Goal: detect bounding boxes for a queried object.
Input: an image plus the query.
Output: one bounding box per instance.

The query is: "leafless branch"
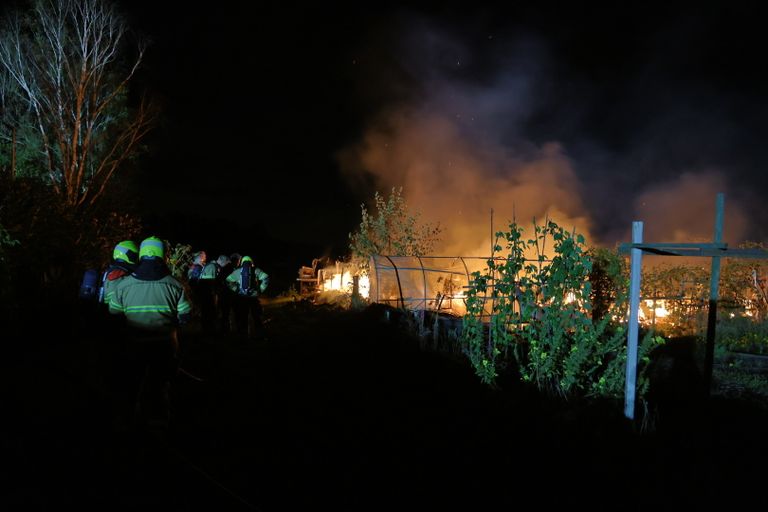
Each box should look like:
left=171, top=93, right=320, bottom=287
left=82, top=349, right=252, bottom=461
left=0, top=0, right=152, bottom=207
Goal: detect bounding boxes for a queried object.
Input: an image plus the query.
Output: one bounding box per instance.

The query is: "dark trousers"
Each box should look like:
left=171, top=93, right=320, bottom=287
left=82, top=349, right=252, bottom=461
left=195, top=280, right=216, bottom=334
left=110, top=330, right=178, bottom=431
left=218, top=289, right=234, bottom=333
left=232, top=294, right=265, bottom=339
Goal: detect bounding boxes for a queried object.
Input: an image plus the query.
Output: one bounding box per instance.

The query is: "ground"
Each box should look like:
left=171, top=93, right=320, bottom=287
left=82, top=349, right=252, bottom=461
left=2, top=299, right=768, bottom=510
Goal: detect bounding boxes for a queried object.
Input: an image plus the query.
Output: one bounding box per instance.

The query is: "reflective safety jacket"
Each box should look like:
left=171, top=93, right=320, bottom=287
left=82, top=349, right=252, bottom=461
left=226, top=265, right=269, bottom=296
left=109, top=258, right=192, bottom=332
left=101, top=261, right=135, bottom=305
left=200, top=262, right=220, bottom=280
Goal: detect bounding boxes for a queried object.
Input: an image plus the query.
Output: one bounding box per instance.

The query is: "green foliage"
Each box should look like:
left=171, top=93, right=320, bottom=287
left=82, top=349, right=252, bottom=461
left=638, top=243, right=768, bottom=336
left=166, top=242, right=193, bottom=281
left=349, top=187, right=441, bottom=261
left=641, top=264, right=709, bottom=336
left=713, top=363, right=768, bottom=405
left=461, top=218, right=663, bottom=400
left=588, top=246, right=628, bottom=322
left=720, top=242, right=768, bottom=320
left=716, top=317, right=768, bottom=355
left=0, top=121, right=45, bottom=179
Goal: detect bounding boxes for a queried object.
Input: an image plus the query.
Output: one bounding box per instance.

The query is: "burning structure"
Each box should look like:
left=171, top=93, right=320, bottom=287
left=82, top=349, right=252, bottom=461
left=298, top=252, right=768, bottom=340
left=366, top=255, right=482, bottom=316
left=297, top=259, right=370, bottom=300
left=300, top=255, right=510, bottom=317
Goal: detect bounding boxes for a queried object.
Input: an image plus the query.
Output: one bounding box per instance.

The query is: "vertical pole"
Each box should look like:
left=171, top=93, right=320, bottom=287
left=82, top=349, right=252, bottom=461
left=490, top=208, right=494, bottom=256
left=703, top=193, right=725, bottom=395
left=488, top=208, right=494, bottom=353
left=624, top=221, right=643, bottom=420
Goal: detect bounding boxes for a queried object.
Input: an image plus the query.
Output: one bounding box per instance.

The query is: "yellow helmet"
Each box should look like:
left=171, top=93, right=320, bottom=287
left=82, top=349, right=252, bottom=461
left=139, top=236, right=165, bottom=259
left=113, top=240, right=138, bottom=264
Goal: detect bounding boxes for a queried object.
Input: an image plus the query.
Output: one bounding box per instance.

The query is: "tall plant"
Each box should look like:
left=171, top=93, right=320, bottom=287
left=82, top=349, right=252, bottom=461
left=462, top=219, right=662, bottom=399
left=349, top=187, right=441, bottom=261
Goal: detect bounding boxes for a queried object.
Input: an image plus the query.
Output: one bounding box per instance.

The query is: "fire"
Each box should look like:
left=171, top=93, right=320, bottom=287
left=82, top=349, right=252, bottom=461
left=320, top=270, right=370, bottom=299
left=643, top=299, right=670, bottom=320
left=359, top=274, right=370, bottom=298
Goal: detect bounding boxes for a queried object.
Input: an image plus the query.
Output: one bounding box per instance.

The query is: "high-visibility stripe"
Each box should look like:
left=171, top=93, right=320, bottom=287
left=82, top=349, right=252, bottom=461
left=125, top=305, right=175, bottom=313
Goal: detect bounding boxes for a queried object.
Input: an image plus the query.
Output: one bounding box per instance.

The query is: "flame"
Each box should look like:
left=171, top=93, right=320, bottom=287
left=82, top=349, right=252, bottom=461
left=320, top=270, right=370, bottom=299
left=359, top=274, right=370, bottom=298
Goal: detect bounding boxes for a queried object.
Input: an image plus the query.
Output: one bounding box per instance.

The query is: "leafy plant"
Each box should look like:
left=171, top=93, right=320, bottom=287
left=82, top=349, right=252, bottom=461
left=461, top=218, right=663, bottom=400
left=716, top=317, right=768, bottom=355
left=720, top=242, right=768, bottom=321
left=349, top=187, right=441, bottom=261
left=641, top=264, right=709, bottom=336
left=166, top=242, right=193, bottom=281
left=588, top=246, right=628, bottom=323
left=637, top=243, right=768, bottom=336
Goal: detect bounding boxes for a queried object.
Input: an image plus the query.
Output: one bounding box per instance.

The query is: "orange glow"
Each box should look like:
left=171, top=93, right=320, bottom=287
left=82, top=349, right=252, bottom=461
left=319, top=270, right=370, bottom=299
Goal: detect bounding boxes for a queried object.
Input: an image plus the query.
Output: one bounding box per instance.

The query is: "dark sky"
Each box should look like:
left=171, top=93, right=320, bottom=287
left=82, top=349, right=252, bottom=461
left=118, top=1, right=768, bottom=271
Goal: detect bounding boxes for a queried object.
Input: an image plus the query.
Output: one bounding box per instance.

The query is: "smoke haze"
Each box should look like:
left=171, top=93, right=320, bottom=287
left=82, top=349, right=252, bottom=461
left=339, top=14, right=759, bottom=256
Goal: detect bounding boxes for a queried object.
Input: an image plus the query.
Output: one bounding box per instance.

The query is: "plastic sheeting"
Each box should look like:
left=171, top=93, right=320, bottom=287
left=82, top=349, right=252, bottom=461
left=368, top=255, right=499, bottom=316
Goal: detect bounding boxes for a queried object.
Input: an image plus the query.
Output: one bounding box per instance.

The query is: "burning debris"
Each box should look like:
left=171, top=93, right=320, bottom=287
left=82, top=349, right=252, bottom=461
left=297, top=259, right=370, bottom=300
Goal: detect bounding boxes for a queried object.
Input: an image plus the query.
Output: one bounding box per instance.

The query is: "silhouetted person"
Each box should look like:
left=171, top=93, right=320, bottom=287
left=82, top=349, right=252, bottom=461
left=225, top=255, right=268, bottom=340
left=108, top=236, right=192, bottom=435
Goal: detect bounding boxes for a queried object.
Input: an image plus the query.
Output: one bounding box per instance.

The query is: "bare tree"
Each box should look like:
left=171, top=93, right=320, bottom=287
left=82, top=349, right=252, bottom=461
left=0, top=0, right=153, bottom=208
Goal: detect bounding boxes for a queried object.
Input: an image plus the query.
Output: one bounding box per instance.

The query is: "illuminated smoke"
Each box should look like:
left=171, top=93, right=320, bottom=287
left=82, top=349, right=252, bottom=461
left=340, top=109, right=593, bottom=256
left=634, top=171, right=748, bottom=243
left=339, top=18, right=753, bottom=257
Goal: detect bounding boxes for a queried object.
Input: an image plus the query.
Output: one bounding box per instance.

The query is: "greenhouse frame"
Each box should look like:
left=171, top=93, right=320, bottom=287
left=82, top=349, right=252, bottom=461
left=368, top=255, right=515, bottom=317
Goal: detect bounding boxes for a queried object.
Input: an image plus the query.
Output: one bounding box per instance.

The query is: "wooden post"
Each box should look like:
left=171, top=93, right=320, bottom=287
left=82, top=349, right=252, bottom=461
left=703, top=193, right=725, bottom=394
left=624, top=221, right=643, bottom=420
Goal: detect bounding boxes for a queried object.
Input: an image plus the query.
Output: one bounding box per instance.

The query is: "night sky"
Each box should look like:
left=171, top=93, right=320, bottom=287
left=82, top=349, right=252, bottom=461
left=119, top=2, right=768, bottom=276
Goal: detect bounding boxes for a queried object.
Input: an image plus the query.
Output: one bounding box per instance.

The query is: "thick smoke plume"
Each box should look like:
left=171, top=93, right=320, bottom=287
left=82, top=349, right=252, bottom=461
left=339, top=17, right=753, bottom=257
left=340, top=111, right=592, bottom=256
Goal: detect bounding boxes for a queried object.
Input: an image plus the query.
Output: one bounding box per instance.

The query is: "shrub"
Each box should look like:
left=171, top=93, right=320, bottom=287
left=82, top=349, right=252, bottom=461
left=461, top=218, right=663, bottom=400
left=716, top=317, right=768, bottom=355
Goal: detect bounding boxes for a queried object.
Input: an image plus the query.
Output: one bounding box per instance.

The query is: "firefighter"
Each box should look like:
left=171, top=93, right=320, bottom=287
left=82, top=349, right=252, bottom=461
left=187, top=250, right=207, bottom=281
left=100, top=240, right=139, bottom=306
left=226, top=255, right=269, bottom=340
left=186, top=250, right=207, bottom=329
left=78, top=240, right=137, bottom=325
left=196, top=253, right=223, bottom=334
left=217, top=254, right=235, bottom=333
left=108, top=236, right=192, bottom=433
